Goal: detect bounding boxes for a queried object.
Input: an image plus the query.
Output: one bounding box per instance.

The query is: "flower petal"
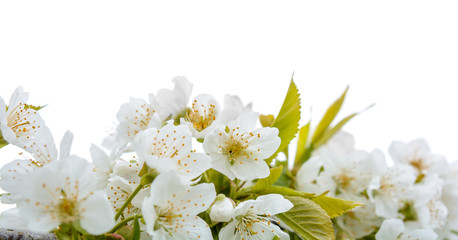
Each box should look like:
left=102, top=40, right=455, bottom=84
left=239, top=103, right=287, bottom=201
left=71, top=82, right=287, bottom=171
left=79, top=191, right=115, bottom=235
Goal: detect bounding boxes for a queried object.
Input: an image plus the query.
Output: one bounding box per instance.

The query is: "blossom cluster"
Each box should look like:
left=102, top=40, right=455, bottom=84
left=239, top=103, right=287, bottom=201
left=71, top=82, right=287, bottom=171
left=1, top=78, right=457, bottom=240
left=297, top=131, right=458, bottom=240
left=0, top=80, right=294, bottom=239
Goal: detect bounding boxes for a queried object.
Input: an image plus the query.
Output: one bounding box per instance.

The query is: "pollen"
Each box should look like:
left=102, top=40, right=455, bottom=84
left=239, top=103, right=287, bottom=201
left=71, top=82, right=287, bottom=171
left=185, top=100, right=217, bottom=132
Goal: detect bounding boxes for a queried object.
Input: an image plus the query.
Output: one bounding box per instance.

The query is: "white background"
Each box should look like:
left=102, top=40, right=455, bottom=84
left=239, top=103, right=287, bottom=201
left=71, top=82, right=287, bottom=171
left=1, top=1, right=458, bottom=211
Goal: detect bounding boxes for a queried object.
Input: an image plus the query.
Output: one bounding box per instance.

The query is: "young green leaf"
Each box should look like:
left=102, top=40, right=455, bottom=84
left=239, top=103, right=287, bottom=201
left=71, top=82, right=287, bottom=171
left=313, top=104, right=374, bottom=149
left=294, top=121, right=310, bottom=165
left=132, top=215, right=140, bottom=240
left=259, top=114, right=275, bottom=127
left=311, top=195, right=362, bottom=218
left=259, top=186, right=315, bottom=198
left=265, top=78, right=301, bottom=164
left=248, top=166, right=283, bottom=192
left=277, top=196, right=335, bottom=240
left=311, top=86, right=349, bottom=145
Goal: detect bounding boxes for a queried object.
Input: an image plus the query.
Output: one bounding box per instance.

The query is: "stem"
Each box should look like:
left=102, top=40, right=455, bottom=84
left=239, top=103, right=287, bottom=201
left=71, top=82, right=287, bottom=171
left=115, top=183, right=144, bottom=221
left=229, top=180, right=237, bottom=199
left=71, top=227, right=81, bottom=240
left=110, top=214, right=143, bottom=233
left=236, top=181, right=246, bottom=191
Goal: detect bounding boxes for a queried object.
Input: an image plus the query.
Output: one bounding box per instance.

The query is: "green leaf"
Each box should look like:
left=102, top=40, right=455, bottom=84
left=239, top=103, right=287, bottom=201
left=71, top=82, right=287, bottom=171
left=132, top=215, right=141, bottom=240
left=259, top=114, right=275, bottom=127
left=249, top=166, right=283, bottom=192
left=313, top=104, right=374, bottom=149
left=311, top=195, right=362, bottom=218
left=265, top=77, right=301, bottom=164
left=114, top=225, right=132, bottom=240
left=55, top=231, right=72, bottom=240
left=259, top=186, right=315, bottom=198
left=294, top=121, right=310, bottom=165
left=311, top=86, right=349, bottom=145
left=72, top=221, right=89, bottom=236
left=277, top=196, right=335, bottom=240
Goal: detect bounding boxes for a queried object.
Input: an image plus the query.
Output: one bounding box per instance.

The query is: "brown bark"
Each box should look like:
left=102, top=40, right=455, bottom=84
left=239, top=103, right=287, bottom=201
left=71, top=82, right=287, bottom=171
left=0, top=228, right=56, bottom=240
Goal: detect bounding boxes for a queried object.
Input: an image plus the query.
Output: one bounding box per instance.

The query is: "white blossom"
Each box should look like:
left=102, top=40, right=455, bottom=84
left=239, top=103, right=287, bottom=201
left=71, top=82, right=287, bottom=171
left=0, top=130, right=69, bottom=204
left=1, top=156, right=115, bottom=235
left=134, top=122, right=211, bottom=182
left=203, top=112, right=280, bottom=180
left=90, top=144, right=117, bottom=190
left=297, top=132, right=384, bottom=197
left=337, top=196, right=382, bottom=239
left=0, top=87, right=46, bottom=151
left=105, top=176, right=142, bottom=219
left=115, top=95, right=161, bottom=144
left=405, top=174, right=448, bottom=230
left=181, top=94, right=221, bottom=139
left=368, top=164, right=416, bottom=218
left=375, top=218, right=437, bottom=240
left=389, top=139, right=447, bottom=177
left=219, top=194, right=293, bottom=240
left=219, top=94, right=252, bottom=124
left=142, top=171, right=216, bottom=239
left=156, top=76, right=193, bottom=122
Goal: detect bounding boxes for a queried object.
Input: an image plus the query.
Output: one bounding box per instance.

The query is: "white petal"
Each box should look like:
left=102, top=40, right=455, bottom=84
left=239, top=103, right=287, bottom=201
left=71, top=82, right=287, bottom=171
left=0, top=208, right=28, bottom=230
left=210, top=153, right=236, bottom=180
left=248, top=127, right=281, bottom=159
left=219, top=94, right=252, bottom=124
left=233, top=111, right=258, bottom=132
left=8, top=86, right=28, bottom=109
left=157, top=76, right=193, bottom=121
left=218, top=220, right=239, bottom=240
left=30, top=126, right=58, bottom=164
left=375, top=218, right=404, bottom=240
left=149, top=171, right=184, bottom=207
left=401, top=229, right=438, bottom=240
left=170, top=216, right=213, bottom=240
left=0, top=159, right=38, bottom=203
left=79, top=191, right=115, bottom=235
left=374, top=196, right=399, bottom=219
left=174, top=183, right=216, bottom=216
left=254, top=194, right=293, bottom=216
left=174, top=152, right=212, bottom=182
left=0, top=96, right=7, bottom=121
left=90, top=144, right=111, bottom=172
left=230, top=158, right=270, bottom=180
left=142, top=195, right=159, bottom=235
left=202, top=125, right=226, bottom=154
left=59, top=131, right=74, bottom=161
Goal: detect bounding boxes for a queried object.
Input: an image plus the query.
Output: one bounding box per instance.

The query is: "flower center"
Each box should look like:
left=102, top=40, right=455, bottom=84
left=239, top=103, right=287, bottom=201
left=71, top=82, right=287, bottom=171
left=222, top=140, right=246, bottom=165
left=235, top=211, right=271, bottom=237
left=409, top=158, right=428, bottom=172
left=154, top=206, right=183, bottom=234
left=186, top=100, right=217, bottom=132
left=335, top=170, right=355, bottom=190
left=57, top=197, right=79, bottom=223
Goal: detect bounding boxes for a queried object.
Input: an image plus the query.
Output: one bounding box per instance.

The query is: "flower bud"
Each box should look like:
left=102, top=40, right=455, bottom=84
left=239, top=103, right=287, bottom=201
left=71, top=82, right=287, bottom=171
left=209, top=195, right=234, bottom=222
